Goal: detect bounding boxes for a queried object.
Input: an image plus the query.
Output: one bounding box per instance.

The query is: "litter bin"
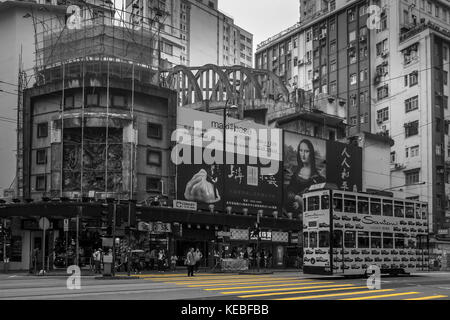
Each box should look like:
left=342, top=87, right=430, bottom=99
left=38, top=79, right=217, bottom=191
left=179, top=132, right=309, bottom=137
left=103, top=255, right=113, bottom=276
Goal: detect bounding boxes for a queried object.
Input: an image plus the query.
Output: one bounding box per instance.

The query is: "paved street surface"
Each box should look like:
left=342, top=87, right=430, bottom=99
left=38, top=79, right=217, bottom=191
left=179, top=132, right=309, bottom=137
left=0, top=272, right=450, bottom=300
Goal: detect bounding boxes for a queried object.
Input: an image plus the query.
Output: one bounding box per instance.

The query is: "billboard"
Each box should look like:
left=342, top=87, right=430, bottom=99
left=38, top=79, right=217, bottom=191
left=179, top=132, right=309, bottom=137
left=283, top=131, right=362, bottom=217
left=174, top=107, right=282, bottom=215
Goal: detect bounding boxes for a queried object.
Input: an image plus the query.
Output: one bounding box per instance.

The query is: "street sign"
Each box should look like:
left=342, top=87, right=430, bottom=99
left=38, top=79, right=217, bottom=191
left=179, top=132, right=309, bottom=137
left=64, top=219, right=69, bottom=232
left=39, top=217, right=50, bottom=230
left=173, top=200, right=197, bottom=211
left=438, top=229, right=449, bottom=235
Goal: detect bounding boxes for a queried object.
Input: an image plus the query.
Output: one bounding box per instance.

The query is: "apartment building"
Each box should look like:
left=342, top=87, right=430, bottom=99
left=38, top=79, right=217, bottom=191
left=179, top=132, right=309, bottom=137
left=125, top=0, right=253, bottom=68
left=255, top=0, right=450, bottom=236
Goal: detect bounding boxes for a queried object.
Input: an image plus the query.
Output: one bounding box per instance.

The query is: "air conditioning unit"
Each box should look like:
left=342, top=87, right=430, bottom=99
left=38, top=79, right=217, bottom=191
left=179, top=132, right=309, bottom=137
left=374, top=76, right=381, bottom=85
left=298, top=58, right=305, bottom=65
left=377, top=118, right=383, bottom=124
left=319, top=33, right=326, bottom=40
left=381, top=50, right=389, bottom=58
left=360, top=35, right=367, bottom=42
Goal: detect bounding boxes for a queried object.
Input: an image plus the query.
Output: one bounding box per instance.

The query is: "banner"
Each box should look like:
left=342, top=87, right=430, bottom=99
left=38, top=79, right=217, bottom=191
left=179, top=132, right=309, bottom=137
left=283, top=131, right=362, bottom=217
left=174, top=107, right=282, bottom=215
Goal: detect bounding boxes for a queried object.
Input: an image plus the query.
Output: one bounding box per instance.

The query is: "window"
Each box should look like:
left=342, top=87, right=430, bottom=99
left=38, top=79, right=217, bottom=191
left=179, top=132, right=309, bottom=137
left=321, top=195, right=330, bottom=210
left=35, top=175, right=46, bottom=191
left=360, top=69, right=368, bottom=82
left=349, top=30, right=356, bottom=43
left=405, top=169, right=420, bottom=185
left=390, top=151, right=396, bottom=163
left=86, top=93, right=99, bottom=106
left=330, top=81, right=337, bottom=93
left=147, top=149, right=162, bottom=166
left=330, top=41, right=336, bottom=53
left=409, top=71, right=419, bottom=86
left=406, top=145, right=420, bottom=158
left=344, top=231, right=356, bottom=248
left=309, top=232, right=318, bottom=248
left=319, top=231, right=330, bottom=248
left=37, top=122, right=48, bottom=138
left=405, top=96, right=419, bottom=112
left=405, top=120, right=419, bottom=137
left=358, top=232, right=370, bottom=248
left=350, top=73, right=357, bottom=85
left=307, top=196, right=320, bottom=211
left=303, top=232, right=309, bottom=248
left=64, top=95, right=75, bottom=109
left=395, top=234, right=406, bottom=249
left=406, top=203, right=415, bottom=219
left=146, top=177, right=161, bottom=192
left=333, top=230, right=342, bottom=248
left=394, top=201, right=404, bottom=218
left=348, top=9, right=355, bottom=21
left=376, top=39, right=388, bottom=56
left=383, top=233, right=394, bottom=249
left=36, top=149, right=46, bottom=165
left=333, top=195, right=343, bottom=211
left=377, top=85, right=389, bottom=100
left=112, top=95, right=127, bottom=108
left=370, top=199, right=381, bottom=215
left=147, top=122, right=162, bottom=139
left=377, top=107, right=389, bottom=122
left=371, top=232, right=382, bottom=248
left=357, top=197, right=369, bottom=214
left=444, top=71, right=448, bottom=86
left=344, top=199, right=356, bottom=213
left=383, top=200, right=393, bottom=217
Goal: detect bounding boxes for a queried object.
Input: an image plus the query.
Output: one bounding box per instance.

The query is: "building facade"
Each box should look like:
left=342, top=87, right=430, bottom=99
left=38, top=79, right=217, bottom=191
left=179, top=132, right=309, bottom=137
left=124, top=0, right=253, bottom=68
left=255, top=0, right=450, bottom=237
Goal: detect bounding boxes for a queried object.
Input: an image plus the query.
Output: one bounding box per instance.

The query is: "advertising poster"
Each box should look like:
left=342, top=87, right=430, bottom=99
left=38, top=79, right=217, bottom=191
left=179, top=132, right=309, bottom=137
left=326, top=141, right=362, bottom=193
left=283, top=131, right=327, bottom=217
left=283, top=131, right=362, bottom=217
left=175, top=107, right=282, bottom=215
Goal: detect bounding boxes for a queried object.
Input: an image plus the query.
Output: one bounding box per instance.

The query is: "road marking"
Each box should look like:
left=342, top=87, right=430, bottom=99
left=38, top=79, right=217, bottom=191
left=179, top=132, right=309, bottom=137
left=275, top=289, right=394, bottom=300
left=204, top=282, right=330, bottom=291
left=404, top=295, right=448, bottom=300
left=438, top=287, right=450, bottom=290
left=223, top=284, right=355, bottom=295
left=187, top=281, right=333, bottom=288
left=341, top=292, right=420, bottom=300
left=168, top=278, right=312, bottom=285
left=159, top=277, right=301, bottom=284
left=238, top=286, right=367, bottom=299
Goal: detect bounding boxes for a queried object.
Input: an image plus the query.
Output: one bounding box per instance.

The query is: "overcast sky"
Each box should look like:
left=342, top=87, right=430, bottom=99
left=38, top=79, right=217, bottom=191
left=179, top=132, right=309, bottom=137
left=218, top=0, right=299, bottom=49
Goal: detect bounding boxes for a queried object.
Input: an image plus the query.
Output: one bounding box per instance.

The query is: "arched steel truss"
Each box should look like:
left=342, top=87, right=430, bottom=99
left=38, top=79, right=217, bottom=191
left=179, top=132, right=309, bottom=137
left=162, top=64, right=290, bottom=107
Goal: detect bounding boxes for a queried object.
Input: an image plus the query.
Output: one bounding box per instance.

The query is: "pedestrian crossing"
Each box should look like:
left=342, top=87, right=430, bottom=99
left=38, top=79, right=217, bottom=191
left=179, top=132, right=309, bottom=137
left=131, top=273, right=448, bottom=300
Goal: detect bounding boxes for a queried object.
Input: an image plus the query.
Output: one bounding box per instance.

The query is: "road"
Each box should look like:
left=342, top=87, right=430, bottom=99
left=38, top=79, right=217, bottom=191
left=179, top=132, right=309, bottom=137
left=1, top=271, right=450, bottom=300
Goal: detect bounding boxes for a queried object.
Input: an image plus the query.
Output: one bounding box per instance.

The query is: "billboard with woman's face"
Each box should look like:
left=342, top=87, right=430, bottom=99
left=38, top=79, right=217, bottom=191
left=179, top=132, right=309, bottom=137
left=284, top=132, right=327, bottom=218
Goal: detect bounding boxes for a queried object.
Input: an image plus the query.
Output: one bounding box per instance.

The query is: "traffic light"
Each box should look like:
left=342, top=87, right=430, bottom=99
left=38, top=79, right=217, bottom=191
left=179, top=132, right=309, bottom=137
left=100, top=203, right=114, bottom=229
left=129, top=201, right=136, bottom=228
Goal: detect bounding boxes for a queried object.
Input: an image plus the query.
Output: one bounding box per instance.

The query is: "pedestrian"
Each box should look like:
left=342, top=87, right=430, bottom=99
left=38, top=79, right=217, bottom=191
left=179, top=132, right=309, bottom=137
left=157, top=249, right=165, bottom=272
left=170, top=254, right=178, bottom=271
left=186, top=248, right=196, bottom=277
left=194, top=248, right=203, bottom=273
left=93, top=248, right=102, bottom=274
left=144, top=250, right=151, bottom=270
left=150, top=249, right=157, bottom=270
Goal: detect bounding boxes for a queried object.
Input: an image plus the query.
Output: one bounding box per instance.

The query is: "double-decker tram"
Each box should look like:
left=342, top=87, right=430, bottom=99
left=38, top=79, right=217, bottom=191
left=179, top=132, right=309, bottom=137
left=302, top=186, right=430, bottom=276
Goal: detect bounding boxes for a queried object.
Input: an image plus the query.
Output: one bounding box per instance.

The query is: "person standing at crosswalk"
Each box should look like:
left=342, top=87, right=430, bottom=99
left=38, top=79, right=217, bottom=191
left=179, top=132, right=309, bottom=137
left=186, top=248, right=196, bottom=277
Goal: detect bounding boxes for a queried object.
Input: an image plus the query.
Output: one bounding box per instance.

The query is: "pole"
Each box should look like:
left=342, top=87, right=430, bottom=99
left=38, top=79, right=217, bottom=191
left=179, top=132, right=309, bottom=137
left=76, top=215, right=79, bottom=267
left=257, top=213, right=260, bottom=273
left=65, top=229, right=68, bottom=268
left=112, top=203, right=116, bottom=277
left=127, top=202, right=131, bottom=276
left=42, top=223, right=46, bottom=274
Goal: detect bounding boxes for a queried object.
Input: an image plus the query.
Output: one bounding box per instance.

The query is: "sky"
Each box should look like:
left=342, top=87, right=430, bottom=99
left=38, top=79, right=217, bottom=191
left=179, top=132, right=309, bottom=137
left=218, top=0, right=299, bottom=50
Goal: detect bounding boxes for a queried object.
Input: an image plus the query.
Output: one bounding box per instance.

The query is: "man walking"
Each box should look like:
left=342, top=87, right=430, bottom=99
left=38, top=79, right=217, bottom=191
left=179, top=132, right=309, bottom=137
left=93, top=248, right=102, bottom=274
left=186, top=248, right=196, bottom=277
left=194, top=248, right=203, bottom=273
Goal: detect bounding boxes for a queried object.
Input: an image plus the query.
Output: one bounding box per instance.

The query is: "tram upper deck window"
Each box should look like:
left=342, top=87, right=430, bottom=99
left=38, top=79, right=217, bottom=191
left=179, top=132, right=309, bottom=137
left=307, top=196, right=320, bottom=211
left=405, top=203, right=415, bottom=219
left=333, top=194, right=343, bottom=212
left=321, top=195, right=330, bottom=210
left=383, top=233, right=394, bottom=249
left=319, top=231, right=330, bottom=248
left=383, top=200, right=393, bottom=217
left=415, top=204, right=421, bottom=219
left=309, top=232, right=318, bottom=248
left=370, top=198, right=382, bottom=215
left=303, top=232, right=309, bottom=248
left=344, top=197, right=356, bottom=213
left=421, top=204, right=428, bottom=220
left=333, top=230, right=343, bottom=248
left=357, top=197, right=369, bottom=214
left=357, top=231, right=370, bottom=248
left=394, top=201, right=405, bottom=218
left=394, top=233, right=406, bottom=249
left=344, top=231, right=356, bottom=248
left=370, top=232, right=382, bottom=248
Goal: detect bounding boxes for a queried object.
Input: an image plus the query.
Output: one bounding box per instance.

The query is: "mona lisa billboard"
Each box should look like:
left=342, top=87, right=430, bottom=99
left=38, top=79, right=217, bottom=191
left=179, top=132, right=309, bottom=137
left=283, top=131, right=362, bottom=217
